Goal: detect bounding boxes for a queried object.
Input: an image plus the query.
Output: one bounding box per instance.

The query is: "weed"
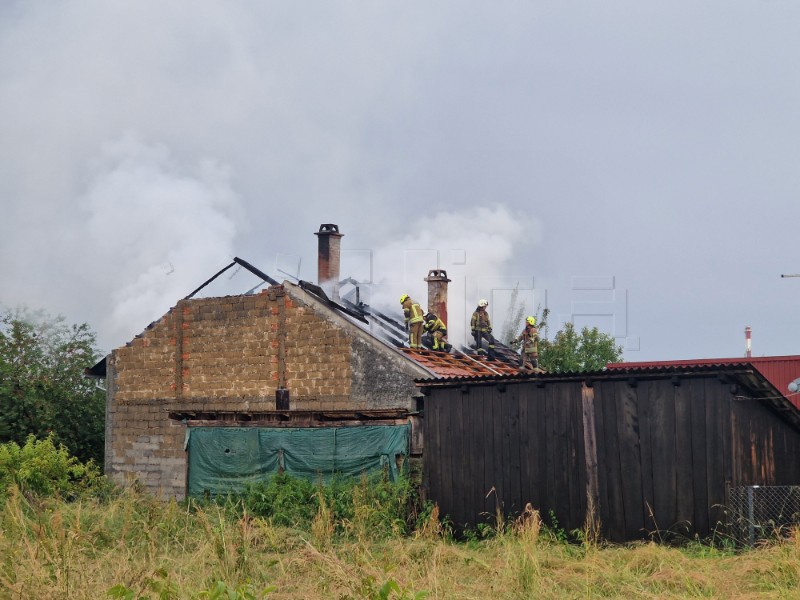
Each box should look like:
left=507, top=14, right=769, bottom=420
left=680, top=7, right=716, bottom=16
left=197, top=580, right=276, bottom=599
left=353, top=576, right=428, bottom=600
left=107, top=568, right=179, bottom=599
left=544, top=509, right=569, bottom=543
left=311, top=491, right=334, bottom=549
left=507, top=504, right=543, bottom=595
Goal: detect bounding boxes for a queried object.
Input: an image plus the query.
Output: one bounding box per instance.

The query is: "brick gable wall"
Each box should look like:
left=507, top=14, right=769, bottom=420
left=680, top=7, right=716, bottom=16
left=106, top=283, right=426, bottom=498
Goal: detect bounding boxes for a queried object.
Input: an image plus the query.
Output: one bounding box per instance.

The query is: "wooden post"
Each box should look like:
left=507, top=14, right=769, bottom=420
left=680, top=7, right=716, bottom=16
left=582, top=383, right=600, bottom=522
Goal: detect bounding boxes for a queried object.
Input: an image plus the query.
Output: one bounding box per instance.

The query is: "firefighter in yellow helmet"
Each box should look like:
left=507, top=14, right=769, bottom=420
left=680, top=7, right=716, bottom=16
left=470, top=298, right=497, bottom=360
left=512, top=315, right=540, bottom=372
left=400, top=294, right=425, bottom=349
left=423, top=312, right=451, bottom=353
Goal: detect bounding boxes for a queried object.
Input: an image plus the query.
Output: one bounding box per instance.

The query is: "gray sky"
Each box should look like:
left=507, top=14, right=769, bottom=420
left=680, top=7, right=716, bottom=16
left=1, top=1, right=799, bottom=360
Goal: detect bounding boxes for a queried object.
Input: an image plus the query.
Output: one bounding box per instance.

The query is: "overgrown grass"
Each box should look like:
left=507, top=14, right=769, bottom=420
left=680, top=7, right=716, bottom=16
left=4, top=439, right=800, bottom=598
left=4, top=483, right=800, bottom=598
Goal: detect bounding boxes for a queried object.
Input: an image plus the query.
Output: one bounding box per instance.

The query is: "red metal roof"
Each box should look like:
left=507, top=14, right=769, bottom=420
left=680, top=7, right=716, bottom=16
left=607, top=355, right=800, bottom=409
left=398, top=348, right=521, bottom=378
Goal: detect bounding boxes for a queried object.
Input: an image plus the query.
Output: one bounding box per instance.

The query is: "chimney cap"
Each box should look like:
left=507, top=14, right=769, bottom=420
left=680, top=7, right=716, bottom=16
left=316, top=223, right=343, bottom=236
left=425, top=269, right=451, bottom=282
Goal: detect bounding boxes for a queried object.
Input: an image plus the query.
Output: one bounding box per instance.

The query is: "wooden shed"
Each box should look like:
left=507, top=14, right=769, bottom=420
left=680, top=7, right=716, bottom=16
left=420, top=363, right=800, bottom=542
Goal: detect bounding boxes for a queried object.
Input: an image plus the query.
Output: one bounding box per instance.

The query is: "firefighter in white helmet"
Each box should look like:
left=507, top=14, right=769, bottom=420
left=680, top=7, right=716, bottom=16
left=470, top=298, right=497, bottom=360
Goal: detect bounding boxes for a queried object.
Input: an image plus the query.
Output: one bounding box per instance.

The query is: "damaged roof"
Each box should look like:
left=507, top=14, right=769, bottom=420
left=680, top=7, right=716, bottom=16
left=297, top=271, right=526, bottom=378
left=398, top=348, right=521, bottom=378
left=88, top=256, right=526, bottom=380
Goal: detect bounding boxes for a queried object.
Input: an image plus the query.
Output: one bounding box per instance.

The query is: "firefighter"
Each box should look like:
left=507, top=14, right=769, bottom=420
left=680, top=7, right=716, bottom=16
left=400, top=294, right=425, bottom=349
left=512, top=316, right=540, bottom=372
left=423, top=312, right=451, bottom=353
left=470, top=299, right=497, bottom=360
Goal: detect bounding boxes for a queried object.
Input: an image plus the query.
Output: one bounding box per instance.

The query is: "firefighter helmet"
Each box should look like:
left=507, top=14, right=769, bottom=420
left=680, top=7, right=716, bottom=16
left=400, top=294, right=409, bottom=304
left=527, top=316, right=536, bottom=326
left=478, top=299, right=488, bottom=307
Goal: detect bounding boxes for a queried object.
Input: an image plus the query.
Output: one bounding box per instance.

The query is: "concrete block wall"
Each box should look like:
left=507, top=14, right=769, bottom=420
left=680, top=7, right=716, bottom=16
left=106, top=282, right=426, bottom=498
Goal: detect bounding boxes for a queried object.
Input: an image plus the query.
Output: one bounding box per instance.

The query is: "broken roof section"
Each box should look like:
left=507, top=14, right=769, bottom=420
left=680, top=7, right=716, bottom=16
left=171, top=242, right=526, bottom=379
left=293, top=271, right=525, bottom=378
left=90, top=223, right=527, bottom=380
left=184, top=256, right=279, bottom=299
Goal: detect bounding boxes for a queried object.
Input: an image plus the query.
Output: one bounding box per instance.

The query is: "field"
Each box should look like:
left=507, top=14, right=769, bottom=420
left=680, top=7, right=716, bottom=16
left=2, top=485, right=800, bottom=599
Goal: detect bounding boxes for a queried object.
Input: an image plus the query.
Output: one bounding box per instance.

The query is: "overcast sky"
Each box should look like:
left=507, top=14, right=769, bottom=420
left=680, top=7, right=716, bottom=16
left=1, top=1, right=799, bottom=361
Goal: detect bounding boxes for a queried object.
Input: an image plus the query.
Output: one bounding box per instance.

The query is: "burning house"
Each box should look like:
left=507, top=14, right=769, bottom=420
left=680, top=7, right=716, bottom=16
left=88, top=224, right=518, bottom=499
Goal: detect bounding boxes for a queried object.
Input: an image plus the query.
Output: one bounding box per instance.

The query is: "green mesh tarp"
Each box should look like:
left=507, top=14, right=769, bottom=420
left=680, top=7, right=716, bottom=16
left=187, top=425, right=410, bottom=497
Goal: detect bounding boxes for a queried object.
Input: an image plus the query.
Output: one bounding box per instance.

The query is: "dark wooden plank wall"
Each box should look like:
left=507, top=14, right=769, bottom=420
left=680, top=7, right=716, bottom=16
left=423, top=381, right=586, bottom=530
left=673, top=382, right=694, bottom=534
left=423, top=375, right=800, bottom=541
left=730, top=393, right=800, bottom=486
left=705, top=378, right=730, bottom=535
left=688, top=378, right=710, bottom=536
left=586, top=377, right=737, bottom=540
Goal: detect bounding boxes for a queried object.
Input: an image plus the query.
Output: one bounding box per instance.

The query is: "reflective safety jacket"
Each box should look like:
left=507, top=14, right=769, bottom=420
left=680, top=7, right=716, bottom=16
left=471, top=307, right=491, bottom=333
left=424, top=315, right=447, bottom=335
left=402, top=298, right=424, bottom=324
left=515, top=325, right=539, bottom=354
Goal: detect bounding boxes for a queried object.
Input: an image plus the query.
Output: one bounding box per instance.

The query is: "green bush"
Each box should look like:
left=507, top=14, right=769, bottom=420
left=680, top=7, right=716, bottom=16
left=0, top=434, right=108, bottom=501
left=223, top=472, right=417, bottom=539
left=237, top=472, right=319, bottom=528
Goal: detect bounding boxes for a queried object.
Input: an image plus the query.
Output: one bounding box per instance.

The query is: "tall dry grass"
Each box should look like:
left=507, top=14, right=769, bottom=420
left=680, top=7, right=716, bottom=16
left=3, top=485, right=800, bottom=599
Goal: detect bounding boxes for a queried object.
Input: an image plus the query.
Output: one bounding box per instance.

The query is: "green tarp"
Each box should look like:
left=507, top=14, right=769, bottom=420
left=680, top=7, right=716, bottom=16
left=187, top=425, right=410, bottom=497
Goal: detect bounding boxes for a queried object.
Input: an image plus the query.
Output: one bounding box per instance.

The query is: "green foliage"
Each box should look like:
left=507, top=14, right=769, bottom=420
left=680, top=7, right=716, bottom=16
left=229, top=472, right=416, bottom=540
left=544, top=509, right=569, bottom=544
left=107, top=568, right=179, bottom=599
left=0, top=434, right=108, bottom=501
left=235, top=472, right=318, bottom=528
left=354, top=576, right=428, bottom=600
left=0, top=307, right=105, bottom=465
left=197, top=580, right=276, bottom=599
left=539, top=321, right=623, bottom=373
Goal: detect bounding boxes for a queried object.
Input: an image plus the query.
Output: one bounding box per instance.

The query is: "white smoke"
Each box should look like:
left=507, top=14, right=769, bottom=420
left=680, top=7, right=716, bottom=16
left=75, top=133, right=244, bottom=351
left=345, top=205, right=542, bottom=346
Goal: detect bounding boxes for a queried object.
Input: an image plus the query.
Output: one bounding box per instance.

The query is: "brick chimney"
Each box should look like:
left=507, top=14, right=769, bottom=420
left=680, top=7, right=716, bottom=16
left=425, top=269, right=451, bottom=326
left=315, top=224, right=343, bottom=302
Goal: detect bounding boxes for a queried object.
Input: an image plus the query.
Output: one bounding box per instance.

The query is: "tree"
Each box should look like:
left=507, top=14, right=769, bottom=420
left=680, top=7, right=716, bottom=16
left=539, top=321, right=623, bottom=373
left=0, top=308, right=105, bottom=466
left=500, top=284, right=527, bottom=344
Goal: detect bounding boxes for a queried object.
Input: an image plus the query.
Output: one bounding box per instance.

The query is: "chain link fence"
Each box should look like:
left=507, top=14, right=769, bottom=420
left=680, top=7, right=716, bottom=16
left=727, top=485, right=800, bottom=546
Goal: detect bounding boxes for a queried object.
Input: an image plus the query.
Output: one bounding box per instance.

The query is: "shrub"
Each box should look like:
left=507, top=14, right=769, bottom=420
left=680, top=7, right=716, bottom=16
left=0, top=434, right=108, bottom=501
left=225, top=472, right=417, bottom=540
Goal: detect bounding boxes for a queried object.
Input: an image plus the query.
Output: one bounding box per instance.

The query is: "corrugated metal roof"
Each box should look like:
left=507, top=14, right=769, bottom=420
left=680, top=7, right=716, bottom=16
left=607, top=356, right=800, bottom=409
left=416, top=361, right=769, bottom=386
left=415, top=362, right=800, bottom=433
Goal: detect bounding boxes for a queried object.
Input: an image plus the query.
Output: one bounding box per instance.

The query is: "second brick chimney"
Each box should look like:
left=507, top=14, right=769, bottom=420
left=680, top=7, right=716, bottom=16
left=315, top=224, right=343, bottom=302
left=425, top=269, right=451, bottom=326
